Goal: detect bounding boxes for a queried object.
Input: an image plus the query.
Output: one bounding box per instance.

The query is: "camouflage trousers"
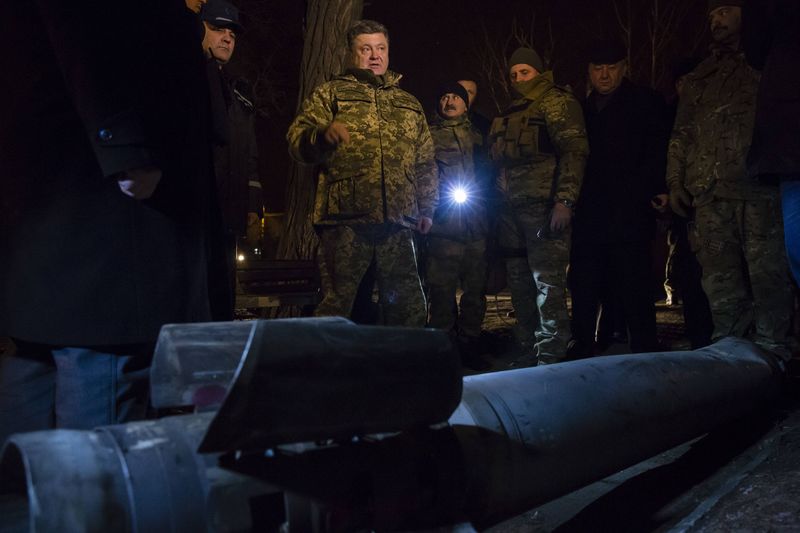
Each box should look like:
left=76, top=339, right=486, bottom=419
left=497, top=203, right=571, bottom=363
left=425, top=236, right=488, bottom=338
left=694, top=195, right=794, bottom=359
left=315, top=225, right=426, bottom=327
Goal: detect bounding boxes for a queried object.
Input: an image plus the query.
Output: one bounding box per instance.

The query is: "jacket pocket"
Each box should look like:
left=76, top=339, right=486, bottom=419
left=325, top=173, right=368, bottom=220
left=334, top=90, right=372, bottom=120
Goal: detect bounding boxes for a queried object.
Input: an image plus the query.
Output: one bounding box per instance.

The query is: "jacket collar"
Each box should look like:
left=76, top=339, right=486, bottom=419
left=339, top=68, right=403, bottom=88
left=512, top=71, right=555, bottom=102
left=587, top=77, right=632, bottom=110
left=430, top=112, right=470, bottom=128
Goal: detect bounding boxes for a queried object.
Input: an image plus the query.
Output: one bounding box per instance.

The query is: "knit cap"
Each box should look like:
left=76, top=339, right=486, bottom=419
left=508, top=47, right=545, bottom=73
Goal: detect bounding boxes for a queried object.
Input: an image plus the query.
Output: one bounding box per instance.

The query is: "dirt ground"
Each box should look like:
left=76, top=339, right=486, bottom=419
left=470, top=291, right=690, bottom=374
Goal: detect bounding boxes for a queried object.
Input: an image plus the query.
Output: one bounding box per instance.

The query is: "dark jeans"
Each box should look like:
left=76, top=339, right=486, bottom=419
left=0, top=340, right=150, bottom=446
left=782, top=180, right=800, bottom=286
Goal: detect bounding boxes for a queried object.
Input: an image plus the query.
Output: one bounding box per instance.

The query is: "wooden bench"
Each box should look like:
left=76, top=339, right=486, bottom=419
left=235, top=259, right=321, bottom=314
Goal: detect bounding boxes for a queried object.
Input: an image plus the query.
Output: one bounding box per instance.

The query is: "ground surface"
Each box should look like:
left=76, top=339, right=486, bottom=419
left=470, top=292, right=689, bottom=373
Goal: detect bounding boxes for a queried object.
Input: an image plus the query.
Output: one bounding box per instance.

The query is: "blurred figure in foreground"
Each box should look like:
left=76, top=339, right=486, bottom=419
left=0, top=1, right=215, bottom=443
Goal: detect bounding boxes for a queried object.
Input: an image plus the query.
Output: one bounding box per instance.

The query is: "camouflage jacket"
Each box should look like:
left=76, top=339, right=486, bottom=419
left=287, top=68, right=438, bottom=226
left=666, top=48, right=769, bottom=203
left=489, top=71, right=588, bottom=207
left=428, top=113, right=489, bottom=240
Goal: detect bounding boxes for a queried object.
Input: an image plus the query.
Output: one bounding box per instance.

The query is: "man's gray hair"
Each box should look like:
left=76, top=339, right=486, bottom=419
left=346, top=19, right=389, bottom=49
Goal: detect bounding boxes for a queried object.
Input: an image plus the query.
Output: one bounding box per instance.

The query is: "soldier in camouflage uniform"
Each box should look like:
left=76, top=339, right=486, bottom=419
left=425, top=82, right=490, bottom=366
left=666, top=0, right=793, bottom=359
left=490, top=47, right=589, bottom=365
left=287, top=20, right=438, bottom=326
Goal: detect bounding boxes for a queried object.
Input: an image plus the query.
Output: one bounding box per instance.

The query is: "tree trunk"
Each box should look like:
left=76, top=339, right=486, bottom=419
left=278, top=0, right=364, bottom=260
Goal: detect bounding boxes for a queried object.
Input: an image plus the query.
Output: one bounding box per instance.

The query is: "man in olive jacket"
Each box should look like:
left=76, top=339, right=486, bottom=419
left=425, top=82, right=490, bottom=365
left=287, top=19, right=438, bottom=326
left=667, top=0, right=793, bottom=359
left=490, top=47, right=589, bottom=365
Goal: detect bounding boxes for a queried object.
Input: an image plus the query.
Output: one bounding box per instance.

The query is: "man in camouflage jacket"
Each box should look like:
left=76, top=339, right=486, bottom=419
left=666, top=0, right=793, bottom=359
left=287, top=20, right=438, bottom=326
left=425, top=82, right=490, bottom=366
left=490, top=47, right=589, bottom=365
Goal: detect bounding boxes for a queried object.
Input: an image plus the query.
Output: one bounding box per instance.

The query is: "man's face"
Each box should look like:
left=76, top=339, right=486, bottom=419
left=709, top=6, right=742, bottom=44
left=351, top=33, right=389, bottom=76
left=439, top=93, right=467, bottom=119
left=185, top=0, right=207, bottom=13
left=509, top=64, right=539, bottom=83
left=202, top=22, right=236, bottom=64
left=588, top=60, right=627, bottom=95
left=457, top=80, right=477, bottom=107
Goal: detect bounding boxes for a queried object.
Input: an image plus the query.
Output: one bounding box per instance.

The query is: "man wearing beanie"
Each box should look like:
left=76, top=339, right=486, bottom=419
left=489, top=47, right=589, bottom=366
left=567, top=39, right=669, bottom=359
left=425, top=83, right=491, bottom=369
left=287, top=20, right=437, bottom=327
left=667, top=1, right=794, bottom=359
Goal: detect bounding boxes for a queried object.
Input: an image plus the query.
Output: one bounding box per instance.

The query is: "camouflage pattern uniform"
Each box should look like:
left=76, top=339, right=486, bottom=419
left=489, top=72, right=589, bottom=363
left=666, top=48, right=793, bottom=359
left=287, top=68, right=438, bottom=326
left=425, top=112, right=489, bottom=339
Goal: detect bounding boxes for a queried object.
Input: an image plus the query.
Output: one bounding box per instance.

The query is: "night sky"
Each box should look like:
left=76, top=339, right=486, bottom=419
left=233, top=0, right=710, bottom=212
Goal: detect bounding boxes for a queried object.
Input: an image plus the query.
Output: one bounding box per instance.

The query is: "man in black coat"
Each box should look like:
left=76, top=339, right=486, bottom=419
left=201, top=0, right=265, bottom=320
left=744, top=0, right=800, bottom=286
left=568, top=40, right=669, bottom=358
left=0, top=0, right=215, bottom=443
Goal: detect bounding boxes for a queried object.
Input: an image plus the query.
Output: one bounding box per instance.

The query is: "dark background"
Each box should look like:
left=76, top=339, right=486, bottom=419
left=227, top=0, right=711, bottom=213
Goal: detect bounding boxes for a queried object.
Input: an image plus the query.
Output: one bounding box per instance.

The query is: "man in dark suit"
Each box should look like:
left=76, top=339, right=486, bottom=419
left=568, top=39, right=669, bottom=358
left=0, top=0, right=215, bottom=443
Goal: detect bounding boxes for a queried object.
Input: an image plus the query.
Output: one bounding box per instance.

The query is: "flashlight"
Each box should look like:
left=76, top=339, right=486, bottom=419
left=452, top=186, right=468, bottom=205
left=447, top=181, right=471, bottom=206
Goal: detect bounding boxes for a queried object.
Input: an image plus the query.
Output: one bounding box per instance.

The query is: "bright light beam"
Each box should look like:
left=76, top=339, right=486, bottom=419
left=452, top=187, right=468, bottom=205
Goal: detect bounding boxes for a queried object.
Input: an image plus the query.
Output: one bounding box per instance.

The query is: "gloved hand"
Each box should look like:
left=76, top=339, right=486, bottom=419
left=669, top=186, right=692, bottom=218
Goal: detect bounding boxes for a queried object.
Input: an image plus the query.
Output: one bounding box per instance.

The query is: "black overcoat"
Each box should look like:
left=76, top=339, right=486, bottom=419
left=0, top=0, right=215, bottom=345
left=574, top=79, right=669, bottom=244
left=212, top=74, right=262, bottom=236
left=743, top=0, right=800, bottom=178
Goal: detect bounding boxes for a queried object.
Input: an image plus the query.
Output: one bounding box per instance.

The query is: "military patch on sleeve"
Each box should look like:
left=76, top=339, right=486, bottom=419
left=703, top=237, right=726, bottom=256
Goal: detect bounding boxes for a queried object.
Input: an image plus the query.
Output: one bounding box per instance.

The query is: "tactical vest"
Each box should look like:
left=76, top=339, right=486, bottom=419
left=489, top=99, right=555, bottom=167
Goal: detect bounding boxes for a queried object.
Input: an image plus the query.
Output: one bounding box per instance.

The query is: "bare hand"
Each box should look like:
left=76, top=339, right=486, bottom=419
left=117, top=166, right=162, bottom=199
left=323, top=121, right=350, bottom=147
left=550, top=202, right=573, bottom=232
left=651, top=193, right=670, bottom=213
left=669, top=187, right=692, bottom=218
left=417, top=216, right=433, bottom=235
left=496, top=168, right=509, bottom=194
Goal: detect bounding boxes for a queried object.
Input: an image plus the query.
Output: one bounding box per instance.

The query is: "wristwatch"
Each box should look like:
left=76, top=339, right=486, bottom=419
left=557, top=198, right=575, bottom=209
